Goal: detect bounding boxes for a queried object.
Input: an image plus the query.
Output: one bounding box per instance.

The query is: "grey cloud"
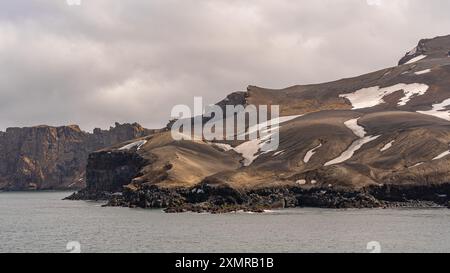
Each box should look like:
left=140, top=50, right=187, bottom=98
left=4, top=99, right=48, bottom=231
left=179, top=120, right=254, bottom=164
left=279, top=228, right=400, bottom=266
left=1, top=0, right=450, bottom=131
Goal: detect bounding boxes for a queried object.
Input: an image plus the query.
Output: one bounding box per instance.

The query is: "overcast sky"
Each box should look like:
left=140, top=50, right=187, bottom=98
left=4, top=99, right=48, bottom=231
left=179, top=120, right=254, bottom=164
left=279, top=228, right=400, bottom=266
left=1, top=0, right=450, bottom=131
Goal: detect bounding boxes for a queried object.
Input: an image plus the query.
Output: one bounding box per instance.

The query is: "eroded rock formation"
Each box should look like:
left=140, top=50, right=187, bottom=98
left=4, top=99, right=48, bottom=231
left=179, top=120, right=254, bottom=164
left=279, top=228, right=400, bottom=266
left=0, top=123, right=156, bottom=190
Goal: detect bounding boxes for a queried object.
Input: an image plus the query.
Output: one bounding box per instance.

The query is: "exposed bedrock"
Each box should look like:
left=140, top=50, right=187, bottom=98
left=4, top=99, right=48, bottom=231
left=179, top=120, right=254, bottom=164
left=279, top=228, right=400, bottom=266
left=72, top=176, right=450, bottom=212
left=367, top=183, right=450, bottom=205
left=0, top=122, right=156, bottom=191
left=85, top=151, right=149, bottom=193
left=65, top=150, right=150, bottom=200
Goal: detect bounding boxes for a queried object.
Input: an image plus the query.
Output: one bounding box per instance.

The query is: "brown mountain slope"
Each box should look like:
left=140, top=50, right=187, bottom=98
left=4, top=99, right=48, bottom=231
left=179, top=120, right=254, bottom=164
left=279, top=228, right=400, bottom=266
left=237, top=35, right=450, bottom=117
left=209, top=111, right=450, bottom=191
left=69, top=35, right=450, bottom=212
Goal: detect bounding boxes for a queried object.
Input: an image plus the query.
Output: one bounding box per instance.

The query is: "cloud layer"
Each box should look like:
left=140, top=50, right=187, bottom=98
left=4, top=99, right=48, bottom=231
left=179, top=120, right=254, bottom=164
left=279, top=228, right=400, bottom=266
left=1, top=0, right=450, bottom=131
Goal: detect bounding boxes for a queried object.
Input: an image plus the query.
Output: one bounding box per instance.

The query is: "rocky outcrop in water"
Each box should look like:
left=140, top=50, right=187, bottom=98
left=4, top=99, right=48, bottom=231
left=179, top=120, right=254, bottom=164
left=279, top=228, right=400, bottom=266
left=85, top=151, right=150, bottom=193
left=68, top=181, right=449, bottom=213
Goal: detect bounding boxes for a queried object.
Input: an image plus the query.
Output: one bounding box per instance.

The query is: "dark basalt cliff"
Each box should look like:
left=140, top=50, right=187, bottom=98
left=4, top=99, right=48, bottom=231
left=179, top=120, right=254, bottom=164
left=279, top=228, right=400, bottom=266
left=85, top=151, right=150, bottom=193
left=0, top=122, right=156, bottom=191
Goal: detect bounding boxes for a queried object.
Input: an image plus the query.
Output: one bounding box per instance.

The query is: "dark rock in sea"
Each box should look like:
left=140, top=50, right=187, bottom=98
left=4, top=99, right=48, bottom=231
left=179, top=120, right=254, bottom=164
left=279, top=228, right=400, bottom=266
left=68, top=181, right=450, bottom=213
left=64, top=189, right=114, bottom=201
left=368, top=184, right=450, bottom=206
left=294, top=188, right=382, bottom=209
left=85, top=150, right=149, bottom=193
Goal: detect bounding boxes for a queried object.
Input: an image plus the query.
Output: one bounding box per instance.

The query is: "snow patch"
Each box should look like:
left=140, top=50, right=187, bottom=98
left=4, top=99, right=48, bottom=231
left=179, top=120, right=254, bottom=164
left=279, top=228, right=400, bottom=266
left=325, top=118, right=380, bottom=166
left=296, top=179, right=307, bottom=185
left=232, top=115, right=302, bottom=166
left=409, top=162, right=424, bottom=168
left=233, top=139, right=262, bottom=166
left=239, top=115, right=302, bottom=139
left=405, top=55, right=427, bottom=64
left=119, top=140, right=147, bottom=151
left=344, top=118, right=367, bottom=138
left=340, top=83, right=430, bottom=109
left=417, top=98, right=450, bottom=121
left=415, top=69, right=431, bottom=75
left=325, top=135, right=380, bottom=166
left=303, top=143, right=322, bottom=163
left=433, top=150, right=450, bottom=160
left=380, top=140, right=395, bottom=152
left=273, top=150, right=285, bottom=157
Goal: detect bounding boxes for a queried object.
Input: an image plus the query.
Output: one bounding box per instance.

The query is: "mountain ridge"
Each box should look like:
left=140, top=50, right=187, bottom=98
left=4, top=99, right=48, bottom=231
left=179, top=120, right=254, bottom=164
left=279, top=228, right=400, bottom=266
left=66, top=35, right=450, bottom=212
left=15, top=34, right=450, bottom=211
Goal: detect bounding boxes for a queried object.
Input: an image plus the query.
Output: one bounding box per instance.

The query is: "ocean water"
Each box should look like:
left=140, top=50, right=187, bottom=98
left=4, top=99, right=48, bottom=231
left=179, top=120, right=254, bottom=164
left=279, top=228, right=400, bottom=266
left=0, top=191, right=449, bottom=253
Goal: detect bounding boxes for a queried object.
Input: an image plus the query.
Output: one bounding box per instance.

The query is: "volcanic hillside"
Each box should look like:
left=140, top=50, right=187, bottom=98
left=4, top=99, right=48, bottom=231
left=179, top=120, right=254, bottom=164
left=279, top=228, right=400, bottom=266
left=73, top=35, right=450, bottom=208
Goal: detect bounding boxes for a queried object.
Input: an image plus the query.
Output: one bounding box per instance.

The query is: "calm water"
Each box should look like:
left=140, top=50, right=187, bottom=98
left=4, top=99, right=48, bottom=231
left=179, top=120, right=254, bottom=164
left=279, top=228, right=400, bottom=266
left=0, top=191, right=449, bottom=253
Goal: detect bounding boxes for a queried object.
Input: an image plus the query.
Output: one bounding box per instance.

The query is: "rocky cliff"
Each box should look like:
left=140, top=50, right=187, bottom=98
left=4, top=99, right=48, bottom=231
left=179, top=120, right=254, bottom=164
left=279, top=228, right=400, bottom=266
left=0, top=123, right=156, bottom=191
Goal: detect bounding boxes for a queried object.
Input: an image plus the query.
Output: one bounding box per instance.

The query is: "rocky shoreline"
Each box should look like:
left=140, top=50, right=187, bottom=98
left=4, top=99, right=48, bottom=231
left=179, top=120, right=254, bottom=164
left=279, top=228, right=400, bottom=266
left=65, top=183, right=450, bottom=213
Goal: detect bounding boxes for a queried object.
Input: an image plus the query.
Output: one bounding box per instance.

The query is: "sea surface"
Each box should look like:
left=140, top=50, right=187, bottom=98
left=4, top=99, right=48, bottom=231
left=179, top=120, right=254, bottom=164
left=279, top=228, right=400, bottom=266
left=0, top=191, right=449, bottom=253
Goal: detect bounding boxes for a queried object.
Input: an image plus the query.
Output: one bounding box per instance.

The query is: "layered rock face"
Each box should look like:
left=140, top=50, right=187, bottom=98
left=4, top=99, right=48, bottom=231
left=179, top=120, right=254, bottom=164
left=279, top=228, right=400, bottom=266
left=0, top=123, right=155, bottom=191
left=69, top=35, right=450, bottom=212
